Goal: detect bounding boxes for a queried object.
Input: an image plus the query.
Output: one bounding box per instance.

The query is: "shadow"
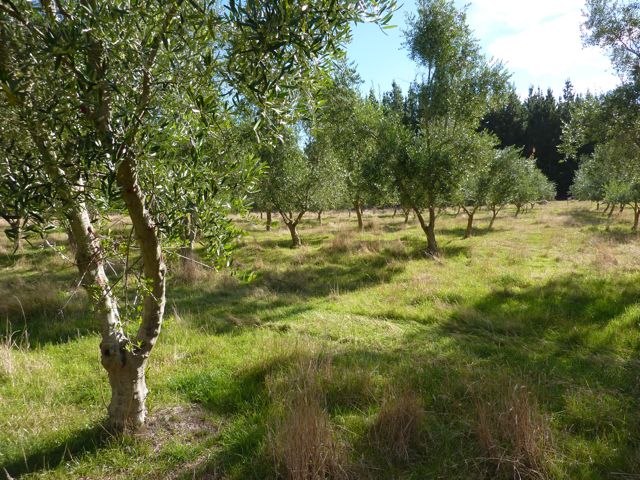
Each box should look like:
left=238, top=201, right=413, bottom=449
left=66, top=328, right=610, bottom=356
left=417, top=272, right=640, bottom=476
left=438, top=226, right=496, bottom=238
left=0, top=422, right=114, bottom=478
left=559, top=207, right=607, bottom=227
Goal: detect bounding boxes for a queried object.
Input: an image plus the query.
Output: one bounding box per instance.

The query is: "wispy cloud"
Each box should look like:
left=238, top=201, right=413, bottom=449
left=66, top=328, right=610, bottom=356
left=462, top=0, right=620, bottom=96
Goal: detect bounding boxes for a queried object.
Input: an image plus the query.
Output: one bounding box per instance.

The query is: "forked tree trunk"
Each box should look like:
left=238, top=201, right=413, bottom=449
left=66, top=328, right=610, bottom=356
left=463, top=206, right=477, bottom=239
left=266, top=211, right=272, bottom=231
left=280, top=211, right=304, bottom=248
left=112, top=156, right=167, bottom=430
left=488, top=205, right=501, bottom=229
left=619, top=203, right=625, bottom=213
left=414, top=205, right=439, bottom=256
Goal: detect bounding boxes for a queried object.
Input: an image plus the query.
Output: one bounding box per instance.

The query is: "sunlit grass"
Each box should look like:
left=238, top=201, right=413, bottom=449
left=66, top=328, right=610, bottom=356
left=1, top=202, right=640, bottom=479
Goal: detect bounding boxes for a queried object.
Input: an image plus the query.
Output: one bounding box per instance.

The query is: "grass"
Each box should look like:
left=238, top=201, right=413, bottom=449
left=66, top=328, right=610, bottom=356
left=1, top=202, right=640, bottom=478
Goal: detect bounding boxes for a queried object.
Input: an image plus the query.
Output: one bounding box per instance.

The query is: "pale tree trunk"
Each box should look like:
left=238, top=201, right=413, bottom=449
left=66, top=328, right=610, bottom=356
left=113, top=155, right=166, bottom=430
left=266, top=211, right=272, bottom=232
left=354, top=201, right=364, bottom=232
left=414, top=205, right=439, bottom=256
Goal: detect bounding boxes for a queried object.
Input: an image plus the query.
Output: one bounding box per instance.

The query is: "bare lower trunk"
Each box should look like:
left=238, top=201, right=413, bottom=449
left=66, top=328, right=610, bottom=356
left=489, top=206, right=500, bottom=229
left=66, top=223, right=77, bottom=255
left=403, top=208, right=410, bottom=224
left=355, top=202, right=364, bottom=232
left=515, top=204, right=521, bottom=217
left=266, top=211, right=272, bottom=232
left=180, top=211, right=197, bottom=263
left=8, top=217, right=22, bottom=254
left=415, top=206, right=439, bottom=256
left=393, top=207, right=397, bottom=217
left=113, top=156, right=167, bottom=430
left=280, top=211, right=304, bottom=248
left=633, top=206, right=639, bottom=232
left=317, top=211, right=322, bottom=226
left=464, top=210, right=475, bottom=239
left=596, top=202, right=600, bottom=211
left=620, top=204, right=625, bottom=213
left=287, top=222, right=301, bottom=247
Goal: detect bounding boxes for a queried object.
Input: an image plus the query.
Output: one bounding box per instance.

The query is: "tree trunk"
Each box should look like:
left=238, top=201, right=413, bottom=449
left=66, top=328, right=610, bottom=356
left=464, top=211, right=475, bottom=239
left=596, top=202, right=600, bottom=211
left=266, top=211, right=272, bottom=232
left=66, top=223, right=77, bottom=255
left=8, top=217, right=22, bottom=254
left=287, top=222, right=301, bottom=248
left=280, top=211, right=304, bottom=247
left=393, top=207, right=397, bottom=217
left=180, top=211, right=197, bottom=263
left=489, top=207, right=499, bottom=229
left=113, top=156, right=167, bottom=430
left=355, top=202, right=364, bottom=232
left=633, top=206, right=639, bottom=232
left=403, top=208, right=410, bottom=224
left=414, top=206, right=439, bottom=256
left=317, top=211, right=322, bottom=226
left=620, top=203, right=625, bottom=213
left=515, top=204, right=521, bottom=217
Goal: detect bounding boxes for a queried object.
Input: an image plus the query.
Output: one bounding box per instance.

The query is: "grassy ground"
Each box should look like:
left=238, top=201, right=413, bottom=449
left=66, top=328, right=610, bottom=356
left=1, top=202, right=640, bottom=479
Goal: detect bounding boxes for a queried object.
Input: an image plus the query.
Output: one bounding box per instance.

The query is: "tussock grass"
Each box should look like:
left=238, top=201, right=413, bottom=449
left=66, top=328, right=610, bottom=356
left=474, top=381, right=553, bottom=479
left=369, top=389, right=425, bottom=464
left=268, top=354, right=349, bottom=480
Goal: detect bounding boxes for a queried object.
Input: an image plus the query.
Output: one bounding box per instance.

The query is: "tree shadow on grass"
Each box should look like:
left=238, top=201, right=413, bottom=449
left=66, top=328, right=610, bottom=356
left=0, top=422, right=114, bottom=478
left=421, top=272, right=640, bottom=476
left=559, top=207, right=607, bottom=227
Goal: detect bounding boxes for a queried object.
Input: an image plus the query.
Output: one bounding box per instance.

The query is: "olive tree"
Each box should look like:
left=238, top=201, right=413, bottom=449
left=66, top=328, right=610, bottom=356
left=0, top=0, right=395, bottom=430
left=313, top=68, right=383, bottom=231
left=259, top=130, right=343, bottom=247
left=381, top=0, right=508, bottom=255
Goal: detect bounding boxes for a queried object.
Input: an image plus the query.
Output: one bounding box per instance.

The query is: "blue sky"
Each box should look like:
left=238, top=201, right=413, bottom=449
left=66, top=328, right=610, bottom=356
left=346, top=0, right=621, bottom=99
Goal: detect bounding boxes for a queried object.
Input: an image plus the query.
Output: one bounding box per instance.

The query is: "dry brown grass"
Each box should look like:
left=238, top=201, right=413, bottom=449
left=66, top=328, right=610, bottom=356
left=474, top=383, right=553, bottom=479
left=269, top=355, right=349, bottom=480
left=0, top=321, right=30, bottom=381
left=327, top=230, right=355, bottom=255
left=369, top=390, right=425, bottom=463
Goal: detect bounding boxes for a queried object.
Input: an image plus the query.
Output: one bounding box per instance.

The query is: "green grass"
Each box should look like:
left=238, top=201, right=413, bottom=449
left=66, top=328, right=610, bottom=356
left=2, top=202, right=640, bottom=478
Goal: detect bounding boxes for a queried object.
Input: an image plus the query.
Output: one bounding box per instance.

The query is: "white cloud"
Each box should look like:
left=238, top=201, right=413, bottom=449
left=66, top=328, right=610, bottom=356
left=461, top=0, right=621, bottom=97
